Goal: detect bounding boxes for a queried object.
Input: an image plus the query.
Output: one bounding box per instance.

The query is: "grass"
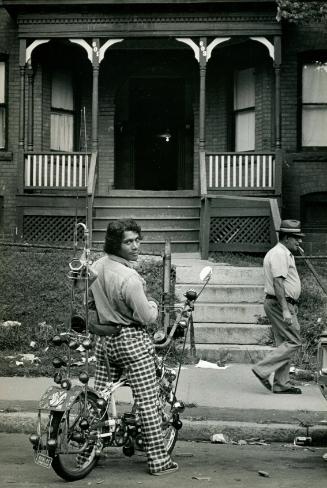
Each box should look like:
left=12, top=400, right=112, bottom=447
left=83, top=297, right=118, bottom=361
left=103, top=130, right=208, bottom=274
left=209, top=252, right=263, bottom=267
left=0, top=246, right=166, bottom=376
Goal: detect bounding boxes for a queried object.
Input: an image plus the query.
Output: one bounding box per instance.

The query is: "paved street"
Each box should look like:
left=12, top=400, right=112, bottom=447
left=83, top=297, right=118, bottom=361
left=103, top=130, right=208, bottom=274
left=1, top=434, right=327, bottom=488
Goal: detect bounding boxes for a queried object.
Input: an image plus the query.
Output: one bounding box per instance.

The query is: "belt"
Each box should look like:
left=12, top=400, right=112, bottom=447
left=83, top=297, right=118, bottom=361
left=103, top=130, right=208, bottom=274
left=106, top=322, right=143, bottom=328
left=90, top=322, right=143, bottom=337
left=265, top=294, right=298, bottom=306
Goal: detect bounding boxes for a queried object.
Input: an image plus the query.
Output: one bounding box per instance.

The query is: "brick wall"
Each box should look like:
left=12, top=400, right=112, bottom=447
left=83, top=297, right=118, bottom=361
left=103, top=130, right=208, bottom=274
left=280, top=24, right=327, bottom=240
left=0, top=9, right=19, bottom=236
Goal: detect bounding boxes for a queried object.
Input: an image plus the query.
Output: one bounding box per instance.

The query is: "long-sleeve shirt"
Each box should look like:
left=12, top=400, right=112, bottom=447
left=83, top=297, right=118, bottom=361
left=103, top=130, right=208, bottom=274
left=89, top=254, right=158, bottom=326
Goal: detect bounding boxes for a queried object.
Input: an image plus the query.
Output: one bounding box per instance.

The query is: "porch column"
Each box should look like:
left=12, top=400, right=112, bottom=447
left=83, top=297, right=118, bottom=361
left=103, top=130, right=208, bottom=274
left=27, top=61, right=34, bottom=151
left=274, top=35, right=282, bottom=196
left=19, top=40, right=26, bottom=150
left=199, top=37, right=207, bottom=154
left=91, top=38, right=100, bottom=153
left=18, top=39, right=26, bottom=195
left=274, top=36, right=282, bottom=150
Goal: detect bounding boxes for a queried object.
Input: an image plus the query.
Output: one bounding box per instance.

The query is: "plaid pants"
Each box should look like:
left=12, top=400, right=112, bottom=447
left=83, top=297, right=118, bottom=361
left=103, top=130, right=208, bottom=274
left=94, top=327, right=172, bottom=474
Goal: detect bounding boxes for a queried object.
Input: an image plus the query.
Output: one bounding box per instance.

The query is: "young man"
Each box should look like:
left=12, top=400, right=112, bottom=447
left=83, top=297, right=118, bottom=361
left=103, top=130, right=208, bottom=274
left=252, top=220, right=304, bottom=394
left=89, top=219, right=178, bottom=476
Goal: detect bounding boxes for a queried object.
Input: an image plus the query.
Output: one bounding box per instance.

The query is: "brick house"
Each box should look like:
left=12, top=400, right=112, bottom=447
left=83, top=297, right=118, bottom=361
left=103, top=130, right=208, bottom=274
left=0, top=0, right=326, bottom=255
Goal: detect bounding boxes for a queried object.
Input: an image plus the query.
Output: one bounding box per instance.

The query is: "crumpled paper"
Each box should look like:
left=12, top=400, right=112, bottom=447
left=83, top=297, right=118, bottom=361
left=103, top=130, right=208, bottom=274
left=195, top=359, right=228, bottom=370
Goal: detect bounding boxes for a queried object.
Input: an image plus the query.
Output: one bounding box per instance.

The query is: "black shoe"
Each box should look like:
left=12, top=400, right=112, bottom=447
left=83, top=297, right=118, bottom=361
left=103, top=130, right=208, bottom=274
left=251, top=369, right=272, bottom=392
left=151, top=462, right=179, bottom=476
left=273, top=387, right=302, bottom=394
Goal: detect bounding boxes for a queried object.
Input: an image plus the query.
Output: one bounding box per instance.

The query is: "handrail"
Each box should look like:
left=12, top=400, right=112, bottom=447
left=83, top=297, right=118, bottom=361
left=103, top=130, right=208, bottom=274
left=206, top=152, right=275, bottom=190
left=269, top=197, right=281, bottom=244
left=87, top=151, right=97, bottom=198
left=200, top=150, right=207, bottom=197
left=86, top=151, right=98, bottom=246
left=24, top=152, right=91, bottom=188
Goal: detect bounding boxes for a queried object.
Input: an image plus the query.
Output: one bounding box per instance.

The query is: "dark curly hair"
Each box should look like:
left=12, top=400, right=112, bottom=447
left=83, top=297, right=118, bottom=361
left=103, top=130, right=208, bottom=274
left=103, top=219, right=142, bottom=255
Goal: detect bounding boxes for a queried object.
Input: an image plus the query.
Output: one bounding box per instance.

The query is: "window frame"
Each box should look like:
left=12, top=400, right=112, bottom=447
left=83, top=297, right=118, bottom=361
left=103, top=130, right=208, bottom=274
left=299, top=51, right=327, bottom=151
left=50, top=67, right=76, bottom=152
left=232, top=67, right=256, bottom=153
left=0, top=56, right=8, bottom=151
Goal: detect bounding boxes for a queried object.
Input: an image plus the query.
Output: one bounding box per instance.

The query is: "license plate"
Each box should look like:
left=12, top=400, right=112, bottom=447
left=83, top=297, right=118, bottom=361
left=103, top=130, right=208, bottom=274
left=35, top=452, right=52, bottom=469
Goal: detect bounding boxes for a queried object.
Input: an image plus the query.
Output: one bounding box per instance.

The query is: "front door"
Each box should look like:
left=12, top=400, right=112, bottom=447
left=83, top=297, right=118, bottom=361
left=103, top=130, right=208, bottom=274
left=115, top=77, right=192, bottom=190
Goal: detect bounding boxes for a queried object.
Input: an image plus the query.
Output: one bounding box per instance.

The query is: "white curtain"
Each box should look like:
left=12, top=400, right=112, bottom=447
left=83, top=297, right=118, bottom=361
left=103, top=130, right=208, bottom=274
left=51, top=68, right=74, bottom=151
left=235, top=111, right=255, bottom=152
left=302, top=63, right=327, bottom=146
left=234, top=68, right=255, bottom=151
left=51, top=113, right=73, bottom=152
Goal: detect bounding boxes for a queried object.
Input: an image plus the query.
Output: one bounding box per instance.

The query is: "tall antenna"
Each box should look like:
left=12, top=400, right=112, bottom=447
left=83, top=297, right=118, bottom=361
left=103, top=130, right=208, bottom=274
left=83, top=106, right=88, bottom=153
left=80, top=106, right=88, bottom=152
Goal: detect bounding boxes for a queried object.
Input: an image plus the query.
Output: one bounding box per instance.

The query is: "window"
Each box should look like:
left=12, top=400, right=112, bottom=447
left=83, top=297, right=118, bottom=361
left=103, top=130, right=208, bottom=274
left=302, top=60, right=327, bottom=147
left=301, top=192, right=327, bottom=232
left=234, top=68, right=255, bottom=152
left=51, top=69, right=74, bottom=151
left=0, top=61, right=6, bottom=149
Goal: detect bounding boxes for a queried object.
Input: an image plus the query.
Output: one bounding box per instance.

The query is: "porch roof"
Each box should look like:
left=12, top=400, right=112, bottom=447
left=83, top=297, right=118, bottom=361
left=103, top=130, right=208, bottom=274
left=3, top=0, right=281, bottom=38
left=2, top=0, right=277, bottom=6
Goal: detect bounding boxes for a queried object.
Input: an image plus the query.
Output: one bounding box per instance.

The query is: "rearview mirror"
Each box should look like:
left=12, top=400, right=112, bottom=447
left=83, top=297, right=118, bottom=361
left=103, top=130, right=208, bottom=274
left=199, top=266, right=212, bottom=282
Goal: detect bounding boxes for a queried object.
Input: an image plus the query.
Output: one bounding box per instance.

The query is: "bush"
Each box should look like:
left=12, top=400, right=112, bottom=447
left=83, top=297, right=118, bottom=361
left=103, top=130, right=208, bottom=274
left=294, top=262, right=327, bottom=371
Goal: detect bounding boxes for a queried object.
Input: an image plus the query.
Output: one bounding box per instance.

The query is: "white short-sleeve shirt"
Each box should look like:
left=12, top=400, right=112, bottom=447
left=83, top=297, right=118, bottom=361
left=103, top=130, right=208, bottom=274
left=263, top=242, right=301, bottom=300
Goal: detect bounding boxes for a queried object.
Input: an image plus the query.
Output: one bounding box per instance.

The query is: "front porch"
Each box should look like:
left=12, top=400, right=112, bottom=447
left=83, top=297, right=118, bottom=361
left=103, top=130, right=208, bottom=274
left=19, top=148, right=281, bottom=255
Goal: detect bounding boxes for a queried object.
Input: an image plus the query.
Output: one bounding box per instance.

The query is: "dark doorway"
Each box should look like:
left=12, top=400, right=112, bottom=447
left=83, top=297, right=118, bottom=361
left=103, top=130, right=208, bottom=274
left=115, top=77, right=192, bottom=190
left=131, top=78, right=183, bottom=190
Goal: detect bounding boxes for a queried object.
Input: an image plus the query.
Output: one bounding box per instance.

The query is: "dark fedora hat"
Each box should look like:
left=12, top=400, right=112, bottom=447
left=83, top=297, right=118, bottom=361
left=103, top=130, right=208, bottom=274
left=278, top=219, right=305, bottom=237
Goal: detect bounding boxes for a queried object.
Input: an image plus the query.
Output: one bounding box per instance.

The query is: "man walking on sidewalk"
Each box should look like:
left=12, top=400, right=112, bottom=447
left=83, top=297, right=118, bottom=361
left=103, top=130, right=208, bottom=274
left=252, top=220, right=304, bottom=394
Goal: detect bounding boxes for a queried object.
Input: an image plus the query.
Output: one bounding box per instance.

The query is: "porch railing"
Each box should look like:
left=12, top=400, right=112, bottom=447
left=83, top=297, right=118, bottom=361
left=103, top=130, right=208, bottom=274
left=206, top=152, right=275, bottom=191
left=24, top=152, right=91, bottom=189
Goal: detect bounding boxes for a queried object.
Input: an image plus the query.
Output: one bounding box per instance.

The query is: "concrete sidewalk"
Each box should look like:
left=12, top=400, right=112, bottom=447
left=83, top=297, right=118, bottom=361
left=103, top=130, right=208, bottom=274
left=1, top=363, right=327, bottom=444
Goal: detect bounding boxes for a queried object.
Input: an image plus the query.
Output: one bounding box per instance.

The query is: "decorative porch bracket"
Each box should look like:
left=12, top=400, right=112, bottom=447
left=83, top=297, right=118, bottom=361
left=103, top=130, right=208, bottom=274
left=69, top=38, right=124, bottom=64
left=250, top=37, right=275, bottom=61
left=26, top=39, right=50, bottom=64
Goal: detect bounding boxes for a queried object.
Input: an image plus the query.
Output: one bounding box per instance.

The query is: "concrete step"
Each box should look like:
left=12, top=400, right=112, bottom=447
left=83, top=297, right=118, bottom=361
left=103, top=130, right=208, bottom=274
left=193, top=323, right=271, bottom=344
left=93, top=229, right=199, bottom=242
left=191, top=344, right=275, bottom=364
left=193, top=303, right=266, bottom=323
left=176, top=284, right=264, bottom=303
left=94, top=207, right=200, bottom=218
left=176, top=265, right=264, bottom=285
left=92, top=240, right=199, bottom=254
left=93, top=217, right=200, bottom=229
left=94, top=195, right=200, bottom=206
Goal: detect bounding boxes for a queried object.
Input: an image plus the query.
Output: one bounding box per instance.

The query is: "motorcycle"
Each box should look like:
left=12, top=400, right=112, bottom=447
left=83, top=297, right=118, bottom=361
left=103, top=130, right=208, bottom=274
left=29, top=222, right=212, bottom=481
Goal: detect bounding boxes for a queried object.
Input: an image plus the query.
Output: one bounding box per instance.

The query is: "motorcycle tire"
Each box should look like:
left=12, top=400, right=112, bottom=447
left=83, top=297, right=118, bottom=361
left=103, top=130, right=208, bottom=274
left=49, top=391, right=106, bottom=482
left=160, top=393, right=178, bottom=455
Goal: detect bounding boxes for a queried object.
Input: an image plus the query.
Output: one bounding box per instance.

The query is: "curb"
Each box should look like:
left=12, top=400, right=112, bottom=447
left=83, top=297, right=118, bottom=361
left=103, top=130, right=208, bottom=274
left=1, top=412, right=327, bottom=445
left=180, top=419, right=327, bottom=444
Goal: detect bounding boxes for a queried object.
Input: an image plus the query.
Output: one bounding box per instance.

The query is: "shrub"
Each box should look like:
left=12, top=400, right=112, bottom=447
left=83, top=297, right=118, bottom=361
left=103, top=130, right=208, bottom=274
left=294, top=262, right=327, bottom=370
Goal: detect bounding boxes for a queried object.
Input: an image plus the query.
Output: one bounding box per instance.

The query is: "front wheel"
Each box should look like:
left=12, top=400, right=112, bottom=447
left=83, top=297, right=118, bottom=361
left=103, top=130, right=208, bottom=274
left=50, top=391, right=106, bottom=482
left=160, top=393, right=179, bottom=455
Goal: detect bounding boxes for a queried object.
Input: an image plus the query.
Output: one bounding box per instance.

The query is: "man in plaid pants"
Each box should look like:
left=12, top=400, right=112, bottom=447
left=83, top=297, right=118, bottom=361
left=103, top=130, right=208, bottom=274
left=89, top=219, right=178, bottom=476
